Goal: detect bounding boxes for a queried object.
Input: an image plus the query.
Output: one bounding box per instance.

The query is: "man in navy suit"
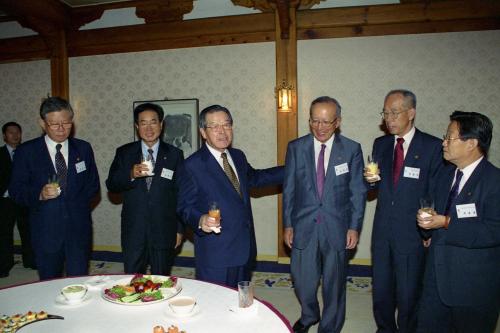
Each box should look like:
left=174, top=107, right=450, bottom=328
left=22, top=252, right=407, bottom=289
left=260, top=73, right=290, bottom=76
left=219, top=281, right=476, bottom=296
left=365, top=90, right=444, bottom=333
left=177, top=105, right=283, bottom=288
left=0, top=122, right=35, bottom=277
left=417, top=111, right=500, bottom=333
left=9, top=97, right=100, bottom=280
left=106, top=103, right=184, bottom=275
left=283, top=96, right=367, bottom=333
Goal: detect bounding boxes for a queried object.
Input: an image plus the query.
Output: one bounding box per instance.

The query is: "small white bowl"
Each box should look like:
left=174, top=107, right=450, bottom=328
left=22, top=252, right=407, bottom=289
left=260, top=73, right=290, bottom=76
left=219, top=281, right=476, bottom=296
left=168, top=296, right=196, bottom=315
left=61, top=284, right=88, bottom=302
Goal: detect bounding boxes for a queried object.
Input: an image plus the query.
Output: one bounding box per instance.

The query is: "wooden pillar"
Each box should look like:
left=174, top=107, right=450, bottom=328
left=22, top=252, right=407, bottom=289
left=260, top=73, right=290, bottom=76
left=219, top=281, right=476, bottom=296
left=275, top=6, right=298, bottom=260
left=49, top=29, right=69, bottom=99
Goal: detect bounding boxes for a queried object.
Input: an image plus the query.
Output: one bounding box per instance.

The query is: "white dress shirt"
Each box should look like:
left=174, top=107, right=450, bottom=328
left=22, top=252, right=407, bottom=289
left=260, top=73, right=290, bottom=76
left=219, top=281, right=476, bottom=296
left=44, top=135, right=68, bottom=170
left=314, top=134, right=335, bottom=175
left=206, top=143, right=240, bottom=182
left=393, top=126, right=416, bottom=159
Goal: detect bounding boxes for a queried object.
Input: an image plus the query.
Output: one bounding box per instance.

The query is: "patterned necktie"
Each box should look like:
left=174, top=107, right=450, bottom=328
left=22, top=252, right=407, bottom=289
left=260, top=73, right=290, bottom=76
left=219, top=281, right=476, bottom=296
left=392, top=137, right=405, bottom=187
left=55, top=143, right=67, bottom=191
left=146, top=148, right=155, bottom=191
left=221, top=152, right=241, bottom=197
left=316, top=144, right=326, bottom=199
left=444, top=169, right=464, bottom=215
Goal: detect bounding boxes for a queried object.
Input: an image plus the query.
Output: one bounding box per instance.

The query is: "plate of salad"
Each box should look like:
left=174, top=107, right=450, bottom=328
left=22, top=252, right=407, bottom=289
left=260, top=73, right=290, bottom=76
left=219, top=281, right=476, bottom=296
left=102, top=274, right=181, bottom=305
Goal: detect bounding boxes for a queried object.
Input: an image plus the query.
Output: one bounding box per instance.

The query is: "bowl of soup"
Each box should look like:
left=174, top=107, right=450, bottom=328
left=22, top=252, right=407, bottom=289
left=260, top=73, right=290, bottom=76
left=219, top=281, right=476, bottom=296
left=61, top=284, right=88, bottom=301
left=168, top=296, right=196, bottom=315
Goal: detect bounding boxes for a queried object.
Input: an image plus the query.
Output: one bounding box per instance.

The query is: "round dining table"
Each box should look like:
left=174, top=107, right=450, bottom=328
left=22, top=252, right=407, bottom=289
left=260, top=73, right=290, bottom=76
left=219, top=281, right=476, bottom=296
left=0, top=275, right=292, bottom=332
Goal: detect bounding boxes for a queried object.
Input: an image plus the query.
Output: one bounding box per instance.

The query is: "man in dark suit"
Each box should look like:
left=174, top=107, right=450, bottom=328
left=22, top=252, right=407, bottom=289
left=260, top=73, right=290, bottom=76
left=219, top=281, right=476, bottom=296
left=417, top=111, right=500, bottom=333
left=365, top=89, right=444, bottom=333
left=106, top=103, right=184, bottom=275
left=177, top=104, right=283, bottom=288
left=9, top=97, right=100, bottom=280
left=283, top=96, right=367, bottom=333
left=0, top=122, right=35, bottom=277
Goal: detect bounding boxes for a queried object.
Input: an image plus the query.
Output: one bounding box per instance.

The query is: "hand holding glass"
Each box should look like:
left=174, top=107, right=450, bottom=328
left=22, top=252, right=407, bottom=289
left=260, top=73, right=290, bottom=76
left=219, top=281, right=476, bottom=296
left=141, top=155, right=154, bottom=176
left=419, top=197, right=434, bottom=219
left=208, top=202, right=221, bottom=233
left=365, top=155, right=380, bottom=181
left=47, top=175, right=61, bottom=196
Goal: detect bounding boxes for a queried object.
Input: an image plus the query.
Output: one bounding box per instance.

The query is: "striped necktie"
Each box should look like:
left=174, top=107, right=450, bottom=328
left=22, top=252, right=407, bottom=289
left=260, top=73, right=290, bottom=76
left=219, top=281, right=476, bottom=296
left=221, top=152, right=241, bottom=197
left=146, top=148, right=155, bottom=191
left=55, top=143, right=67, bottom=191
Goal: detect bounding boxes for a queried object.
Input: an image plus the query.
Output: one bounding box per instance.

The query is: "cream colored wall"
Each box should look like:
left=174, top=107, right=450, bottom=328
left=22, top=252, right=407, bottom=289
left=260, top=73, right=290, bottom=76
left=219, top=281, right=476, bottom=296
left=2, top=30, right=499, bottom=263
left=298, top=30, right=500, bottom=263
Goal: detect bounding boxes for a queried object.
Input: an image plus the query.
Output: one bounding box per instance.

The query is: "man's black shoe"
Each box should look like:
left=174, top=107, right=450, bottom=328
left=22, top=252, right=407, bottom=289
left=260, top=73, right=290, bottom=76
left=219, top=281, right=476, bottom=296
left=293, top=320, right=312, bottom=333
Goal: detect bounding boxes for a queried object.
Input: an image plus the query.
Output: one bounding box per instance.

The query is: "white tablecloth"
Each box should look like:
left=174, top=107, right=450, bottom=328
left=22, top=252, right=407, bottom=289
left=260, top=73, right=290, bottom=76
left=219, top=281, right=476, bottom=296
left=0, top=275, right=292, bottom=333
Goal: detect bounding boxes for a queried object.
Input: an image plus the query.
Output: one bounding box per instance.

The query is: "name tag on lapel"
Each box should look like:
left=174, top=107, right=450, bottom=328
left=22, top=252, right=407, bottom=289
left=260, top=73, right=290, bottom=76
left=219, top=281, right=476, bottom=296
left=403, top=166, right=420, bottom=179
left=75, top=161, right=86, bottom=173
left=334, top=163, right=349, bottom=176
left=161, top=168, right=174, bottom=180
left=456, top=203, right=477, bottom=218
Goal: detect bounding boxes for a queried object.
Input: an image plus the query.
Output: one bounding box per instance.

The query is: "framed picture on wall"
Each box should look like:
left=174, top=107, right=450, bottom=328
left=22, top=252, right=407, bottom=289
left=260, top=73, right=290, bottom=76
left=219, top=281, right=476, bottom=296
left=133, top=98, right=200, bottom=158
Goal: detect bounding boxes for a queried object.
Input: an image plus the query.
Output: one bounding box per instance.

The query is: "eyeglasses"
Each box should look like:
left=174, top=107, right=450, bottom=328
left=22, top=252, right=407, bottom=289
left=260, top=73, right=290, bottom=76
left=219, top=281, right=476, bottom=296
left=46, top=121, right=72, bottom=130
left=379, top=109, right=407, bottom=120
left=442, top=135, right=462, bottom=143
left=309, top=118, right=337, bottom=128
left=205, top=123, right=232, bottom=131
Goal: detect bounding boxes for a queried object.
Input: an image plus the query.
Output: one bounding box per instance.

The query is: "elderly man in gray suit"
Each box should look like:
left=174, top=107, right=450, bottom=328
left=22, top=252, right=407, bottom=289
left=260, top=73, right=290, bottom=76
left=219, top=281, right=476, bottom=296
left=283, top=96, right=367, bottom=333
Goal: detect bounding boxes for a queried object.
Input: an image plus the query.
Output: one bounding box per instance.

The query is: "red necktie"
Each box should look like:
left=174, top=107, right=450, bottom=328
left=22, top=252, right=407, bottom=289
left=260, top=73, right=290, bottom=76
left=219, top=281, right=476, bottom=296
left=392, top=138, right=404, bottom=187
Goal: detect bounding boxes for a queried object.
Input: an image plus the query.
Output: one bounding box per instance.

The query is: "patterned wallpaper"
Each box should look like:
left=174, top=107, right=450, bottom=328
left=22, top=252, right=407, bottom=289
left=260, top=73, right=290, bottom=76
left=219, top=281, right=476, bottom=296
left=69, top=43, right=278, bottom=257
left=0, top=60, right=51, bottom=140
left=298, top=30, right=500, bottom=261
left=1, top=30, right=499, bottom=262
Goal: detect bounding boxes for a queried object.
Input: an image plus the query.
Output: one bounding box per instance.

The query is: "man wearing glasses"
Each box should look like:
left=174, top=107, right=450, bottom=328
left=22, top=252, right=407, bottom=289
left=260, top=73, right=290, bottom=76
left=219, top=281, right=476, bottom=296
left=283, top=96, right=367, bottom=333
left=177, top=104, right=283, bottom=288
left=416, top=111, right=499, bottom=333
left=365, top=89, right=444, bottom=333
left=9, top=97, right=100, bottom=280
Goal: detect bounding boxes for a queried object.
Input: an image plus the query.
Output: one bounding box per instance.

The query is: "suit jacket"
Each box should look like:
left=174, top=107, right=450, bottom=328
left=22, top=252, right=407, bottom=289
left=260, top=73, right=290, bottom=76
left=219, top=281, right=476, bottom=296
left=177, top=144, right=283, bottom=268
left=283, top=133, right=367, bottom=251
left=9, top=136, right=100, bottom=253
left=427, top=158, right=500, bottom=307
left=371, top=129, right=443, bottom=254
left=0, top=145, right=13, bottom=197
left=106, top=141, right=184, bottom=250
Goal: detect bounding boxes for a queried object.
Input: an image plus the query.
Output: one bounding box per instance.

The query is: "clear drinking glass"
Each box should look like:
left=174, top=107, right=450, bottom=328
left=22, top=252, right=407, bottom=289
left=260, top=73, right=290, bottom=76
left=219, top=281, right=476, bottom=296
left=141, top=154, right=154, bottom=176
left=238, top=281, right=254, bottom=308
left=419, top=197, right=434, bottom=218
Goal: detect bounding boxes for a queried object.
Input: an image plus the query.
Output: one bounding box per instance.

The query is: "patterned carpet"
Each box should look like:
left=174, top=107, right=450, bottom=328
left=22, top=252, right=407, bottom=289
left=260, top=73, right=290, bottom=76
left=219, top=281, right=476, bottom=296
left=88, top=260, right=372, bottom=293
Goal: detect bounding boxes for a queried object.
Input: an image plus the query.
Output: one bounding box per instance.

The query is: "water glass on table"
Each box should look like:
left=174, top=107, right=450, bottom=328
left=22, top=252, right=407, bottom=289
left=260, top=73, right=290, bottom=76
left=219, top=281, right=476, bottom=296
left=238, top=281, right=254, bottom=308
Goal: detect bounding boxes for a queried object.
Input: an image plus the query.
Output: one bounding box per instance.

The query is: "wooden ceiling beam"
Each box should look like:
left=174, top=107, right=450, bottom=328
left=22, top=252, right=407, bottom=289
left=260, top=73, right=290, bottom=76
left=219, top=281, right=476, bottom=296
left=1, top=1, right=499, bottom=63
left=297, top=1, right=500, bottom=30
left=0, top=0, right=71, bottom=35
left=66, top=12, right=275, bottom=56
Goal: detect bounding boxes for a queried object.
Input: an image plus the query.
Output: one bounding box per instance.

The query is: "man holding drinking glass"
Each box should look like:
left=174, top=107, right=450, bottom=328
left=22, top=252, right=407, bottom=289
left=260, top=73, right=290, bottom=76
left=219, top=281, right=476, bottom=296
left=365, top=89, right=444, bottom=333
left=177, top=104, right=283, bottom=288
left=416, top=111, right=500, bottom=333
left=9, top=97, right=100, bottom=280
